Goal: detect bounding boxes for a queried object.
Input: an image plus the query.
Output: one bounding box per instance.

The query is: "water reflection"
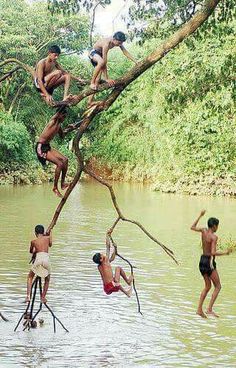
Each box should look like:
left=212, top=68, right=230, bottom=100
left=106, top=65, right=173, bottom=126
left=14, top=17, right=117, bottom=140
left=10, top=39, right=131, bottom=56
left=0, top=182, right=236, bottom=367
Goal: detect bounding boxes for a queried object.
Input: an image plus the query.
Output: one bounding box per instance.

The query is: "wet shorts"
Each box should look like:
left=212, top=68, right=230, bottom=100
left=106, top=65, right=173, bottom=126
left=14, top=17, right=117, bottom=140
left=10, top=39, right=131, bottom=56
left=34, top=77, right=54, bottom=95
left=89, top=49, right=103, bottom=67
left=35, top=142, right=51, bottom=166
left=199, top=255, right=216, bottom=276
left=103, top=281, right=120, bottom=295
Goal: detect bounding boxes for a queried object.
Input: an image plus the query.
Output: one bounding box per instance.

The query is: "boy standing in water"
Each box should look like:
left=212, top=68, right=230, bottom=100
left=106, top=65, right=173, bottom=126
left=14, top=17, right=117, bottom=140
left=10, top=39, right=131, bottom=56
left=92, top=251, right=133, bottom=297
left=88, top=31, right=137, bottom=105
left=191, top=210, right=231, bottom=318
left=35, top=109, right=69, bottom=198
left=26, top=225, right=52, bottom=304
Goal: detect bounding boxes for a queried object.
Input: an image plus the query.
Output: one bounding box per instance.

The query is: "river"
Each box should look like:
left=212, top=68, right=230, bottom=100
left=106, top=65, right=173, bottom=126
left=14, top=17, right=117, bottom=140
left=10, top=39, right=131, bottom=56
left=0, top=181, right=236, bottom=367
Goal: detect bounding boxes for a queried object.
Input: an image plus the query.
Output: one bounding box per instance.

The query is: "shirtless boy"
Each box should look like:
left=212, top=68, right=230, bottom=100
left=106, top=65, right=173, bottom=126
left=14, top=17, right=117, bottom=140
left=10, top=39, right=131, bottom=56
left=191, top=210, right=231, bottom=318
left=35, top=110, right=69, bottom=197
left=34, top=45, right=82, bottom=105
left=26, top=225, right=52, bottom=304
left=88, top=31, right=137, bottom=104
left=93, top=251, right=133, bottom=297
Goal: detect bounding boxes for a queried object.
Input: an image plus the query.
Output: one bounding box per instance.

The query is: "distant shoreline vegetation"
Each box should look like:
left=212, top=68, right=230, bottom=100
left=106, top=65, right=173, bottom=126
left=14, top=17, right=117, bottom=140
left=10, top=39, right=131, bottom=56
left=1, top=159, right=236, bottom=197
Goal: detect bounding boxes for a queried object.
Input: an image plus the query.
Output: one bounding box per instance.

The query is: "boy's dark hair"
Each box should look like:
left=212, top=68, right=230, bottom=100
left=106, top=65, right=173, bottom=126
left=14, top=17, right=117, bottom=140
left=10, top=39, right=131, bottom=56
left=48, top=45, right=61, bottom=54
left=113, top=31, right=126, bottom=42
left=93, top=253, right=102, bottom=265
left=35, top=225, right=44, bottom=235
left=207, top=217, right=219, bottom=228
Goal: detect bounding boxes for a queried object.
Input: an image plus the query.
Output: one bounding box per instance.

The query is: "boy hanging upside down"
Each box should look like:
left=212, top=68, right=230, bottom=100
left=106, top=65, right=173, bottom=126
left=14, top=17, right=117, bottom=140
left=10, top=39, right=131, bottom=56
left=35, top=110, right=69, bottom=197
left=26, top=225, right=52, bottom=304
left=92, top=251, right=133, bottom=297
left=88, top=31, right=137, bottom=105
left=34, top=44, right=83, bottom=105
left=191, top=210, right=232, bottom=318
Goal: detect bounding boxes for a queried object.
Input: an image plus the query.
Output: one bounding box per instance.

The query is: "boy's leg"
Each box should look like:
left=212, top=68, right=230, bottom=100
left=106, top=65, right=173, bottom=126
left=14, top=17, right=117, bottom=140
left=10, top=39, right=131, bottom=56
left=206, top=270, right=221, bottom=317
left=41, top=275, right=50, bottom=303
left=26, top=271, right=35, bottom=302
left=88, top=70, right=102, bottom=106
left=119, top=284, right=132, bottom=298
left=46, top=149, right=65, bottom=197
left=60, top=156, right=69, bottom=190
left=45, top=71, right=71, bottom=101
left=114, top=266, right=133, bottom=286
left=196, top=274, right=211, bottom=318
left=90, top=55, right=105, bottom=89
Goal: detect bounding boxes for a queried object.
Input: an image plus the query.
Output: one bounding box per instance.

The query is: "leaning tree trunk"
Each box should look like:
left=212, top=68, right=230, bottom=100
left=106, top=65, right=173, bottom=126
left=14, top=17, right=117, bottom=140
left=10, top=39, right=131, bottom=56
left=46, top=0, right=221, bottom=232
left=0, top=0, right=221, bottom=260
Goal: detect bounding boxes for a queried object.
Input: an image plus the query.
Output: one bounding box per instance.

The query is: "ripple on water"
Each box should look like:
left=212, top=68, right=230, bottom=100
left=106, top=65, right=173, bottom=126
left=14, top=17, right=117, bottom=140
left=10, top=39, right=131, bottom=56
left=1, top=184, right=236, bottom=367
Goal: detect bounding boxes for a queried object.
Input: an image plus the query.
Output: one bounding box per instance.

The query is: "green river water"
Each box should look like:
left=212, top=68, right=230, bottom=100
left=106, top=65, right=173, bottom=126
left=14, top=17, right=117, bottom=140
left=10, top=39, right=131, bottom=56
left=0, top=181, right=236, bottom=367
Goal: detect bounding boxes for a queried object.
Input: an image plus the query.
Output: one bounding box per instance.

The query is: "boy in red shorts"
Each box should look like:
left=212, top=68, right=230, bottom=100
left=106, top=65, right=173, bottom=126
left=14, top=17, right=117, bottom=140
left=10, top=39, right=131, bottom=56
left=92, top=252, right=133, bottom=297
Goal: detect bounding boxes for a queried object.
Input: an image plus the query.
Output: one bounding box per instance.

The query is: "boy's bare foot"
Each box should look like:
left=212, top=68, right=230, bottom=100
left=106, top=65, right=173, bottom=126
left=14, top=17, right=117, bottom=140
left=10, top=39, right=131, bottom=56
left=41, top=297, right=47, bottom=304
left=61, top=182, right=70, bottom=190
left=25, top=296, right=30, bottom=303
left=90, top=83, right=98, bottom=90
left=128, top=275, right=134, bottom=285
left=126, top=287, right=132, bottom=298
left=196, top=310, right=207, bottom=318
left=206, top=310, right=219, bottom=318
left=53, top=188, right=63, bottom=198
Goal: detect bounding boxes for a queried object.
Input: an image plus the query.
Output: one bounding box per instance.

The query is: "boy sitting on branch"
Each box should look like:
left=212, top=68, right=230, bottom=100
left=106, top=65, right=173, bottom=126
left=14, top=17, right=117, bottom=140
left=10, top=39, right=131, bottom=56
left=34, top=45, right=84, bottom=105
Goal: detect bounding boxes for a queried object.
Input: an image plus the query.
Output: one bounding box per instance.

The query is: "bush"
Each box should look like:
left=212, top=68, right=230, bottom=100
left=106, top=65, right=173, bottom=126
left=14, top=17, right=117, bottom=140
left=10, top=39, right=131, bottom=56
left=0, top=111, right=33, bottom=167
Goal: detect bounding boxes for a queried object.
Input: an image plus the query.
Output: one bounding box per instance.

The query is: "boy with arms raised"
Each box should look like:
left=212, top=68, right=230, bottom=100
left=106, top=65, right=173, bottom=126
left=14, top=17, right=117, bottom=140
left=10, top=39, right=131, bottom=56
left=26, top=225, right=52, bottom=304
left=191, top=210, right=232, bottom=318
left=93, top=250, right=133, bottom=297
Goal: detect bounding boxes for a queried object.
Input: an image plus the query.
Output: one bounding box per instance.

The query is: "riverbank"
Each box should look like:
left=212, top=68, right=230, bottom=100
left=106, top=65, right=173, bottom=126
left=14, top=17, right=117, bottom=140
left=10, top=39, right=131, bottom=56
left=1, top=158, right=236, bottom=197
left=86, top=158, right=236, bottom=197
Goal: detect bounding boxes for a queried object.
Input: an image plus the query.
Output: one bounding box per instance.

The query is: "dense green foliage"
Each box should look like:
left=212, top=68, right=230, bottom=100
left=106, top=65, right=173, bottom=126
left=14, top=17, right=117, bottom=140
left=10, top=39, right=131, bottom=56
left=0, top=0, right=91, bottom=180
left=84, top=6, right=236, bottom=194
left=0, top=0, right=235, bottom=195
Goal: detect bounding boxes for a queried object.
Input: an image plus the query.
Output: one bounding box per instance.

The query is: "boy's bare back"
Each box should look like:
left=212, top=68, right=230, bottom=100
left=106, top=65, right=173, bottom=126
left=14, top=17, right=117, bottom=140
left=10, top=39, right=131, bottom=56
left=30, top=235, right=52, bottom=254
left=93, top=37, right=120, bottom=52
left=39, top=112, right=65, bottom=143
left=201, top=229, right=217, bottom=256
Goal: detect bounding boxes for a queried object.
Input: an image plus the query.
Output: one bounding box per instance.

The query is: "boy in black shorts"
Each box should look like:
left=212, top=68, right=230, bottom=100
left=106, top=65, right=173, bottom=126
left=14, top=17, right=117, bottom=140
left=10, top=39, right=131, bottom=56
left=191, top=210, right=231, bottom=318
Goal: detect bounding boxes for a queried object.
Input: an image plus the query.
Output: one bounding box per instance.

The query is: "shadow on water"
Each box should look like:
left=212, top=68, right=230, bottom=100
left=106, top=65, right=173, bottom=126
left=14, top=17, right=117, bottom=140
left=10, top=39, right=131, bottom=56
left=0, top=181, right=236, bottom=367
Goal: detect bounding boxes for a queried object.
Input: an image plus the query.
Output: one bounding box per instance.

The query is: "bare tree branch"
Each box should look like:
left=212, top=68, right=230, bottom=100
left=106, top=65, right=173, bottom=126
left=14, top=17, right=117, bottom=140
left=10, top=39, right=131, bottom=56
left=0, top=59, right=34, bottom=77
left=8, top=82, right=26, bottom=114
left=0, top=67, right=20, bottom=82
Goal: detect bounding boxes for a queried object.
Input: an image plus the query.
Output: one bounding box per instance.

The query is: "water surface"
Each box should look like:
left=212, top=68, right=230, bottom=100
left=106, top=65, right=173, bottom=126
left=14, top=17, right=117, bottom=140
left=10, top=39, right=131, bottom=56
left=0, top=181, right=236, bottom=367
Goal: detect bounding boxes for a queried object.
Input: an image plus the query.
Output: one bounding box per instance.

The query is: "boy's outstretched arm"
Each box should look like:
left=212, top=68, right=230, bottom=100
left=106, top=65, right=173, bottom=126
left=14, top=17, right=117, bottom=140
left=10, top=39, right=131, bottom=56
left=211, top=237, right=232, bottom=256
left=120, top=45, right=137, bottom=63
left=190, top=210, right=206, bottom=232
left=109, top=244, right=117, bottom=263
